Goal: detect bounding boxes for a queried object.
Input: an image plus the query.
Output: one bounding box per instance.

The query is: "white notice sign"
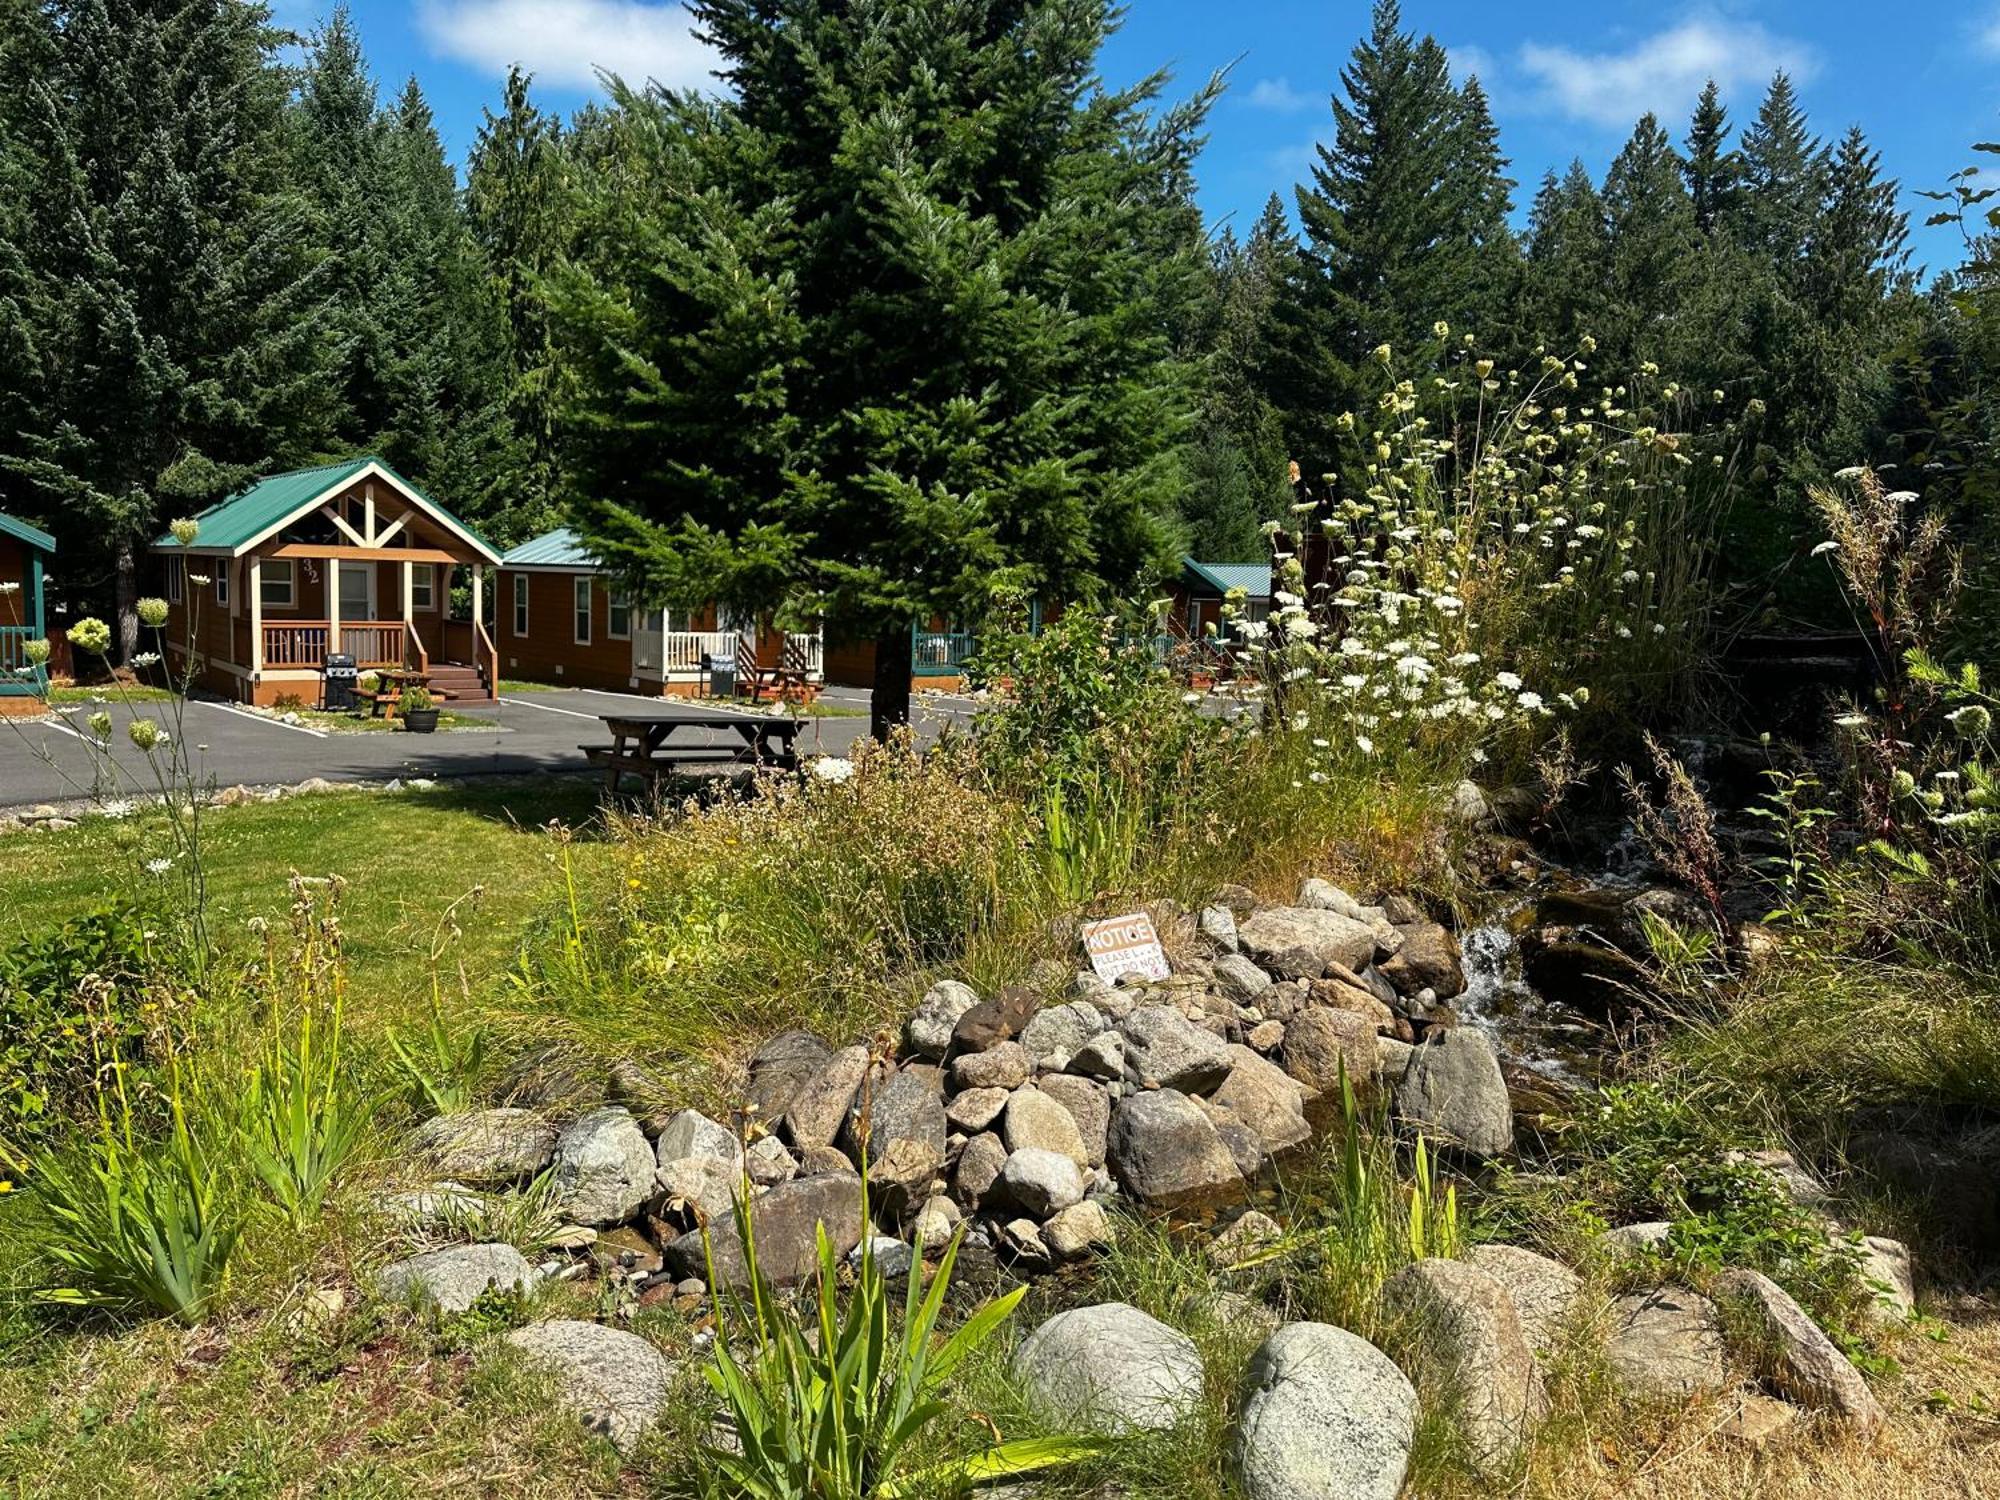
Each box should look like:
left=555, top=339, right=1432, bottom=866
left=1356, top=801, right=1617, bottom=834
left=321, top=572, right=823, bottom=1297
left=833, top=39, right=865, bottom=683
left=1081, top=912, right=1170, bottom=983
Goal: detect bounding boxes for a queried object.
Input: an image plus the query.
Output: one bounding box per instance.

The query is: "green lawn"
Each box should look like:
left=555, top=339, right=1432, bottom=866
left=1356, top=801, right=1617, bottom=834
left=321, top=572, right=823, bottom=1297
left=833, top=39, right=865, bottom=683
left=272, top=707, right=500, bottom=734
left=47, top=682, right=175, bottom=704
left=0, top=777, right=606, bottom=1033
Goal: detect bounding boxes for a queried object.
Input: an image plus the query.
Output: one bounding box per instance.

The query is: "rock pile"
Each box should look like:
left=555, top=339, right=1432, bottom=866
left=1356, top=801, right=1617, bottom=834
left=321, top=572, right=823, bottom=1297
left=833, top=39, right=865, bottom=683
left=381, top=877, right=1489, bottom=1296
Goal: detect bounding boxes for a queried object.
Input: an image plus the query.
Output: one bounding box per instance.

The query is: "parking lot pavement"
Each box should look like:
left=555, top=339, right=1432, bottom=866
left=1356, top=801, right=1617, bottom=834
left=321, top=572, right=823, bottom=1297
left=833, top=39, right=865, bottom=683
left=0, top=687, right=975, bottom=810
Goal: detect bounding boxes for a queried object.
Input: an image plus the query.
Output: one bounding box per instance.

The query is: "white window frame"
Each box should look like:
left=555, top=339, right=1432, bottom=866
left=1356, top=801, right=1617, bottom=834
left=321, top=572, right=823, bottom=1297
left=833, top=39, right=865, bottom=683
left=259, top=559, right=295, bottom=610
left=214, top=565, right=230, bottom=608
left=608, top=589, right=632, bottom=640
left=411, top=563, right=436, bottom=611
left=573, top=576, right=593, bottom=646
left=167, top=557, right=184, bottom=604
left=513, top=573, right=529, bottom=638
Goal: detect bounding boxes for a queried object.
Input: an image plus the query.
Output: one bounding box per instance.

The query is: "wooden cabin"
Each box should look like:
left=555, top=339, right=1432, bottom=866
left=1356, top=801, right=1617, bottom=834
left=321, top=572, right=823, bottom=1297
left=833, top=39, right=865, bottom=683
left=0, top=511, right=54, bottom=714
left=150, top=457, right=502, bottom=706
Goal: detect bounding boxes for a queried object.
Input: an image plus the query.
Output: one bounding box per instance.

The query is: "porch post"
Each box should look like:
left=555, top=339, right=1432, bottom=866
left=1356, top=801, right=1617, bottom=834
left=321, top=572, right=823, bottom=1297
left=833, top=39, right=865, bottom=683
left=329, top=556, right=341, bottom=657
left=471, top=563, right=484, bottom=631
left=248, top=554, right=264, bottom=674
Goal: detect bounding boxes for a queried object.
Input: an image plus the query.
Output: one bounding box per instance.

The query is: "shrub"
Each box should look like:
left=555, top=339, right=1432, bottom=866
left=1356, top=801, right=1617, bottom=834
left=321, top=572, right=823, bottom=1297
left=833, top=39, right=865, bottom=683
left=0, top=908, right=158, bottom=1138
left=697, top=1180, right=1092, bottom=1499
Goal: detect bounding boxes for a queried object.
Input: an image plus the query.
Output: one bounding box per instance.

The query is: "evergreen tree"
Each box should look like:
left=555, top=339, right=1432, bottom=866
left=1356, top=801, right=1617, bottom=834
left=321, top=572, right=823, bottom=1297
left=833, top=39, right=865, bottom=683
left=1735, top=72, right=1825, bottom=268
left=0, top=0, right=336, bottom=651
left=549, top=0, right=1216, bottom=733
left=1683, top=79, right=1739, bottom=235
left=1600, top=114, right=1700, bottom=368
left=1288, top=2, right=1514, bottom=470
left=1522, top=161, right=1610, bottom=347
left=466, top=66, right=569, bottom=529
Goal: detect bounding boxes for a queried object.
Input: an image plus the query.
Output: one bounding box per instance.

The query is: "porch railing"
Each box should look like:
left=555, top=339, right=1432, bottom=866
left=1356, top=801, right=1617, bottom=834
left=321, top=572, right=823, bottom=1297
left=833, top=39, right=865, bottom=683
left=662, top=630, right=738, bottom=675
left=260, top=620, right=410, bottom=671
left=0, top=624, right=44, bottom=694
left=782, top=631, right=824, bottom=679
left=912, top=626, right=976, bottom=675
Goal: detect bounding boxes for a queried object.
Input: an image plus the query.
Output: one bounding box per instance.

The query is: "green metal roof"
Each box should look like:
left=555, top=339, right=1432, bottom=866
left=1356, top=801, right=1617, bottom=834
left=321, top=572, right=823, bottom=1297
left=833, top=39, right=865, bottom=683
left=0, top=511, right=54, bottom=552
left=151, top=456, right=499, bottom=561
left=1182, top=558, right=1271, bottom=598
left=500, top=528, right=602, bottom=569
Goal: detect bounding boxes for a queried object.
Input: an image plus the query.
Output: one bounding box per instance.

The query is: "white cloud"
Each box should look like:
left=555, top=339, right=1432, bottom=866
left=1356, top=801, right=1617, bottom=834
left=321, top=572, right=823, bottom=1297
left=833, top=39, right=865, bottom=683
left=418, top=0, right=718, bottom=92
left=1516, top=17, right=1817, bottom=128
left=1245, top=77, right=1313, bottom=113
left=1446, top=43, right=1497, bottom=88
left=1978, top=10, right=2000, bottom=56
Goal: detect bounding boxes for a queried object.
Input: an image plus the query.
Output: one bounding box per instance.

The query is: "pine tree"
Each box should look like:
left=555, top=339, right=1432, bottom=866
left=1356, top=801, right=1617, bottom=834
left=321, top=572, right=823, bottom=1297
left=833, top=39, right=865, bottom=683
left=1522, top=161, right=1610, bottom=347
left=1810, top=126, right=1910, bottom=326
left=1289, top=2, right=1514, bottom=469
left=550, top=0, right=1216, bottom=733
left=0, top=0, right=336, bottom=651
left=1600, top=114, right=1700, bottom=369
left=466, top=67, right=569, bottom=528
left=1735, top=72, right=1825, bottom=268
left=1683, top=79, right=1739, bottom=235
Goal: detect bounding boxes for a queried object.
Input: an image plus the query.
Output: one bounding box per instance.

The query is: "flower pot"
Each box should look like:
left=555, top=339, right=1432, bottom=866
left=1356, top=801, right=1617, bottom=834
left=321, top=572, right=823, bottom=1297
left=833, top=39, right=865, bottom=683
left=402, top=708, right=440, bottom=733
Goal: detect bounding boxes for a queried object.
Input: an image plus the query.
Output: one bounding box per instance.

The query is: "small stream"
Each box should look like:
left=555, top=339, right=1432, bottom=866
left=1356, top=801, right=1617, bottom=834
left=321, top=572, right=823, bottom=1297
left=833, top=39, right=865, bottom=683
left=1451, top=905, right=1603, bottom=1094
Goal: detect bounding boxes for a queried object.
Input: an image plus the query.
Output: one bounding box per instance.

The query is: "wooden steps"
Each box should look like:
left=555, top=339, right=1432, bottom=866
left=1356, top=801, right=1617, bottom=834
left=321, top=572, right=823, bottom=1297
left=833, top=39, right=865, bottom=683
left=428, top=662, right=493, bottom=704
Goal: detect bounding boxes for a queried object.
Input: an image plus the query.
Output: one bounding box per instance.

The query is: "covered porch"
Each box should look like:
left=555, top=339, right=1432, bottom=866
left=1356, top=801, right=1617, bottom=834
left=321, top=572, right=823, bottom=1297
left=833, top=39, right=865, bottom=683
left=155, top=457, right=504, bottom=706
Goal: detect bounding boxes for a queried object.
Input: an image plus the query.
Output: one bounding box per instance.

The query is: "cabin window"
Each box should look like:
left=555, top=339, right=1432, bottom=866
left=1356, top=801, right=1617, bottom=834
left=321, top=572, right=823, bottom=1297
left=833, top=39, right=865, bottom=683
left=259, top=560, right=295, bottom=610
left=410, top=564, right=436, bottom=611
left=573, top=576, right=593, bottom=645
left=513, top=574, right=529, bottom=637
left=166, top=557, right=183, bottom=604
left=608, top=591, right=631, bottom=639
left=214, top=565, right=230, bottom=608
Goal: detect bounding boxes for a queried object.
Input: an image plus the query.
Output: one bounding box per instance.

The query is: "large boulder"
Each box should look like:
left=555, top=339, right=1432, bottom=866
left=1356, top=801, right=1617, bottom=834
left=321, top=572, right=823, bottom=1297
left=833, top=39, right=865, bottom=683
left=664, top=1172, right=864, bottom=1288
left=954, top=1131, right=1008, bottom=1206
left=905, top=980, right=980, bottom=1060
left=1858, top=1236, right=1916, bottom=1326
left=1212, top=952, right=1274, bottom=1005
left=653, top=1109, right=741, bottom=1170
left=997, top=1147, right=1086, bottom=1218
left=374, top=1242, right=533, bottom=1314
left=1281, top=1007, right=1378, bottom=1092
left=1106, top=1089, right=1245, bottom=1208
left=1392, top=1030, right=1514, bottom=1158
left=1463, top=1244, right=1583, bottom=1358
left=1044, top=1199, right=1116, bottom=1260
left=742, top=1030, right=833, bottom=1122
left=784, top=1044, right=872, bottom=1149
left=1714, top=1269, right=1885, bottom=1435
left=1603, top=1287, right=1727, bottom=1398
left=1384, top=1259, right=1544, bottom=1472
left=944, top=1086, right=1010, bottom=1133
left=1119, top=1005, right=1232, bottom=1093
left=409, top=1108, right=556, bottom=1186
left=1238, top=906, right=1380, bottom=979
left=1020, top=1000, right=1109, bottom=1067
left=1208, top=1047, right=1311, bottom=1153
left=948, top=1040, right=1033, bottom=1093
left=552, top=1108, right=657, bottom=1226
left=1003, top=1086, right=1091, bottom=1168
left=504, top=1320, right=676, bottom=1454
left=1235, top=1322, right=1417, bottom=1500
left=653, top=1154, right=743, bottom=1227
left=1380, top=922, right=1465, bottom=1000
left=1012, top=1302, right=1204, bottom=1435
left=848, top=1067, right=945, bottom=1169
left=1036, top=1074, right=1111, bottom=1167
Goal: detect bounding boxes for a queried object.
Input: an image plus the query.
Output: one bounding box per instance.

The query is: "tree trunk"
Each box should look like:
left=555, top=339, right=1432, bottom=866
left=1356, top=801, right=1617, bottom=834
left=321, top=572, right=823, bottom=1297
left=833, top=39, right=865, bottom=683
left=871, top=622, right=913, bottom=740
left=116, top=538, right=139, bottom=665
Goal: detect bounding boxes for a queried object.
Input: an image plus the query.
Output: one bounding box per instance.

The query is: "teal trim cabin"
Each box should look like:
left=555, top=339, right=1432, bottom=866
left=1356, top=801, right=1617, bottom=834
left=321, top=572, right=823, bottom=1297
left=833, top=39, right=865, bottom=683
left=0, top=511, right=53, bottom=699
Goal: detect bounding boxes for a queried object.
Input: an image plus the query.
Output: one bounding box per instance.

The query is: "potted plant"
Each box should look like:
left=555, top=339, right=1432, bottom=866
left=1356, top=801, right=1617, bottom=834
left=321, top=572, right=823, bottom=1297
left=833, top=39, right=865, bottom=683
left=398, top=685, right=439, bottom=733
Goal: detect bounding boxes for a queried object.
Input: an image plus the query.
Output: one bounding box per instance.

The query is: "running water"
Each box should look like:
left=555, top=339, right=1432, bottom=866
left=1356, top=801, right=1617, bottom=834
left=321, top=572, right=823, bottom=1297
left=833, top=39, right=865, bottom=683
left=1452, top=900, right=1600, bottom=1088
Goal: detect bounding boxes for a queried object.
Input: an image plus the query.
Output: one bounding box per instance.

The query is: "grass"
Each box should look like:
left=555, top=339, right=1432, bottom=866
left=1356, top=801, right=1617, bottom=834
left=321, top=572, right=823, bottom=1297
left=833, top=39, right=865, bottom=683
left=47, top=682, right=175, bottom=705
left=272, top=708, right=501, bottom=734
left=498, top=678, right=561, bottom=694
left=0, top=777, right=608, bottom=1032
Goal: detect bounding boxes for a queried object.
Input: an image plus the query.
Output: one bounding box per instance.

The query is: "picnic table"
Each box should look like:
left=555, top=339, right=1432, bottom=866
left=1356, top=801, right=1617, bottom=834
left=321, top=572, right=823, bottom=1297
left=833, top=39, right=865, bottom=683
left=355, top=667, right=432, bottom=719
left=745, top=664, right=820, bottom=705
left=581, top=709, right=805, bottom=794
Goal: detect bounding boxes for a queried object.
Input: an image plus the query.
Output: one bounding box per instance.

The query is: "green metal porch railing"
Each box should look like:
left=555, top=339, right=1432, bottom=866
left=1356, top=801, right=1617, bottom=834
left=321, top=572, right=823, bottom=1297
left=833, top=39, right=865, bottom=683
left=0, top=624, right=46, bottom=695
left=912, top=624, right=977, bottom=676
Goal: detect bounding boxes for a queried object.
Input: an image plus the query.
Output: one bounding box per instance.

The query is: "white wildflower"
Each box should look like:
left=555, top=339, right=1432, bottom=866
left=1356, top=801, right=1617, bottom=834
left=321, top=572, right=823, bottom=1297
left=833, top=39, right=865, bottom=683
left=810, top=756, right=855, bottom=783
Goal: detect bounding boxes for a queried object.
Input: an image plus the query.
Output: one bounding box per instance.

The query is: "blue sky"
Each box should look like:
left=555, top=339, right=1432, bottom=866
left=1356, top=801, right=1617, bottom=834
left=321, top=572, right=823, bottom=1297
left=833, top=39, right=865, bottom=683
left=309, top=1, right=2000, bottom=276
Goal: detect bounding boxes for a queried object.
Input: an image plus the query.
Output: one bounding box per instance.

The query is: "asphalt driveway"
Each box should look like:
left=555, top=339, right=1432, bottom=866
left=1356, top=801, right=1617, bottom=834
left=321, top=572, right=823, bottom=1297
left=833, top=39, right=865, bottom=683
left=0, top=686, right=978, bottom=810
